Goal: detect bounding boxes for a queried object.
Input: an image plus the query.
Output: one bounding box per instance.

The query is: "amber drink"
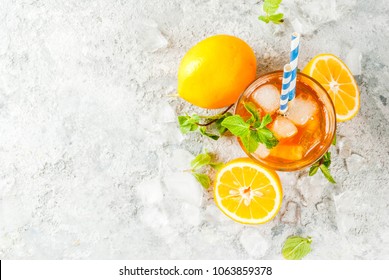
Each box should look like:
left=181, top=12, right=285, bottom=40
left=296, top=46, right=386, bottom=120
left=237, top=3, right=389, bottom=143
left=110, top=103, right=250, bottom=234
left=235, top=71, right=336, bottom=171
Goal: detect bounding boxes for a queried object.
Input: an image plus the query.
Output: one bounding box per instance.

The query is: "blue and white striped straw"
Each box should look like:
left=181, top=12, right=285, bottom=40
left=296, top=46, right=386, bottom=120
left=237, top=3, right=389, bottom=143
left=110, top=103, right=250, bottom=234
left=288, top=32, right=300, bottom=101
left=280, top=64, right=292, bottom=114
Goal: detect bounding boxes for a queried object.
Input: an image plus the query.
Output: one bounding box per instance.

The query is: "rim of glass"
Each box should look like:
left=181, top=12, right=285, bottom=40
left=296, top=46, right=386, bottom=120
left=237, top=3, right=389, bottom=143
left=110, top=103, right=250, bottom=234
left=234, top=70, right=337, bottom=172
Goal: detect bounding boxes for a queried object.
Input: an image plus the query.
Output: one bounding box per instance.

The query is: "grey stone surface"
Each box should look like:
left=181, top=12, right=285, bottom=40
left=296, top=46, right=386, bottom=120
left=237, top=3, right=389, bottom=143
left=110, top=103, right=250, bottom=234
left=0, top=0, right=388, bottom=259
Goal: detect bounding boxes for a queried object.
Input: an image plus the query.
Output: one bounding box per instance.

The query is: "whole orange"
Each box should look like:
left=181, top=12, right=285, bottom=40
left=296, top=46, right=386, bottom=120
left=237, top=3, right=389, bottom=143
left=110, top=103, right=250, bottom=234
left=177, top=35, right=257, bottom=109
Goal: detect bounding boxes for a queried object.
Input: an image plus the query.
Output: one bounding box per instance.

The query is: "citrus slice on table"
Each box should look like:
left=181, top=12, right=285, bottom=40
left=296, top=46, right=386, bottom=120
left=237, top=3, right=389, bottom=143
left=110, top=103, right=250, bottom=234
left=214, top=158, right=282, bottom=224
left=302, top=54, right=360, bottom=122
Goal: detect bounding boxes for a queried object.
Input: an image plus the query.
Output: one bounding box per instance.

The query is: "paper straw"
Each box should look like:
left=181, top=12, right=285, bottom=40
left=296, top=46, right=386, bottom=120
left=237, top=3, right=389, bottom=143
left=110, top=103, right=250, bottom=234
left=280, top=64, right=292, bottom=114
left=288, top=32, right=300, bottom=101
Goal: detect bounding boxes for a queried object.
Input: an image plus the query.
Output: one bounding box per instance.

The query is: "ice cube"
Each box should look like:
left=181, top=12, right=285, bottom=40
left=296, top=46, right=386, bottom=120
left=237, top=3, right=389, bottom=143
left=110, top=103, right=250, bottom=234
left=297, top=117, right=321, bottom=154
left=338, top=137, right=352, bottom=158
left=251, top=84, right=280, bottom=115
left=163, top=172, right=203, bottom=207
left=136, top=177, right=164, bottom=205
left=280, top=201, right=300, bottom=225
left=167, top=149, right=193, bottom=172
left=286, top=97, right=318, bottom=126
left=239, top=228, right=269, bottom=258
left=181, top=203, right=201, bottom=226
left=277, top=171, right=298, bottom=187
left=254, top=143, right=270, bottom=159
left=270, top=116, right=298, bottom=139
left=157, top=101, right=177, bottom=123
left=270, top=145, right=304, bottom=161
left=136, top=19, right=168, bottom=53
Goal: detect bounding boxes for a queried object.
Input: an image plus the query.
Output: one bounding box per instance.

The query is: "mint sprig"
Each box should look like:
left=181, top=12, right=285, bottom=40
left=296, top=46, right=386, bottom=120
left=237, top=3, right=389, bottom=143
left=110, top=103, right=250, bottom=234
left=221, top=102, right=278, bottom=153
left=282, top=236, right=312, bottom=260
left=258, top=0, right=284, bottom=24
left=177, top=106, right=233, bottom=140
left=309, top=135, right=337, bottom=184
left=189, top=152, right=224, bottom=189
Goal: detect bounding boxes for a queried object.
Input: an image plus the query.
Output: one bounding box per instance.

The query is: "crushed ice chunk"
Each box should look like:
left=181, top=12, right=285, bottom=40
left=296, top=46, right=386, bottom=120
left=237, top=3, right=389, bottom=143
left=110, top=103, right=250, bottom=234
left=139, top=206, right=169, bottom=228
left=345, top=48, right=362, bottom=76
left=163, top=172, right=203, bottom=207
left=239, top=229, right=269, bottom=258
left=204, top=204, right=230, bottom=223
left=280, top=201, right=300, bottom=225
left=181, top=203, right=201, bottom=226
left=254, top=143, right=270, bottom=159
left=136, top=177, right=164, bottom=205
left=136, top=19, right=168, bottom=53
left=286, top=96, right=318, bottom=126
left=291, top=18, right=304, bottom=34
left=252, top=84, right=280, bottom=115
left=296, top=176, right=326, bottom=205
left=270, top=116, right=298, bottom=139
left=346, top=153, right=366, bottom=174
left=157, top=101, right=177, bottom=123
left=167, top=149, right=193, bottom=171
left=277, top=171, right=298, bottom=188
left=333, top=191, right=358, bottom=234
left=338, top=137, right=352, bottom=158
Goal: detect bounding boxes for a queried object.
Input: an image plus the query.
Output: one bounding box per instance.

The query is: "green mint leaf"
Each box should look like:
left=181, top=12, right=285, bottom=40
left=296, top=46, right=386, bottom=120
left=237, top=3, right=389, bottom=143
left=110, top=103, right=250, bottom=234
left=282, top=236, right=312, bottom=260
left=260, top=114, right=272, bottom=128
left=191, top=152, right=212, bottom=170
left=322, top=152, right=331, bottom=167
left=332, top=134, right=337, bottom=146
left=215, top=112, right=233, bottom=135
left=221, top=115, right=250, bottom=137
left=319, top=165, right=336, bottom=184
left=258, top=15, right=270, bottom=23
left=269, top=13, right=284, bottom=24
left=192, top=172, right=211, bottom=189
left=199, top=127, right=219, bottom=140
left=257, top=127, right=279, bottom=149
left=263, top=0, right=282, bottom=15
left=177, top=115, right=199, bottom=134
left=240, top=130, right=260, bottom=153
left=209, top=162, right=225, bottom=171
left=309, top=165, right=319, bottom=176
left=244, top=102, right=260, bottom=122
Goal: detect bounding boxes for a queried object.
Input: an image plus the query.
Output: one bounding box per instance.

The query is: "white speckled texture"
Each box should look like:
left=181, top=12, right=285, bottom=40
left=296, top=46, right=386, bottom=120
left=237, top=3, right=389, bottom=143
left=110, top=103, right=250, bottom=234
left=0, top=0, right=388, bottom=259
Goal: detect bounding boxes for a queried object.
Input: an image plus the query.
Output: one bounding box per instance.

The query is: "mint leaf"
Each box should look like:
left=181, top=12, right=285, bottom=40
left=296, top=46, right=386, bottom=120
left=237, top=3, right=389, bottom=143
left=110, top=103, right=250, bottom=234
left=259, top=0, right=284, bottom=25
left=269, top=13, right=284, bottom=24
left=215, top=112, right=232, bottom=135
left=258, top=15, right=270, bottom=23
left=322, top=152, right=331, bottom=168
left=260, top=114, right=273, bottom=128
left=191, top=152, right=212, bottom=170
left=244, top=102, right=260, bottom=122
left=192, top=172, right=211, bottom=189
left=177, top=115, right=199, bottom=134
left=199, top=127, right=219, bottom=140
left=241, top=131, right=260, bottom=153
left=309, top=164, right=319, bottom=176
left=263, top=0, right=281, bottom=15
left=221, top=115, right=250, bottom=137
left=257, top=127, right=279, bottom=149
left=209, top=162, right=224, bottom=171
left=282, top=236, right=312, bottom=260
left=319, top=165, right=336, bottom=184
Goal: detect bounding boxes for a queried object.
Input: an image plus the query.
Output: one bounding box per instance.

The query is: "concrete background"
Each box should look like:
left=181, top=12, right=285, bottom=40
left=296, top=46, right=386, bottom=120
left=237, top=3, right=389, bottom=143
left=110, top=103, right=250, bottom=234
left=0, top=0, right=388, bottom=259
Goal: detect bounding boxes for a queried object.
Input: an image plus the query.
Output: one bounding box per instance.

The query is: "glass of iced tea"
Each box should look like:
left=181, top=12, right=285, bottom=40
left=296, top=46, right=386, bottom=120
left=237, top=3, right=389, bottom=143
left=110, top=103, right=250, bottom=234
left=235, top=71, right=336, bottom=171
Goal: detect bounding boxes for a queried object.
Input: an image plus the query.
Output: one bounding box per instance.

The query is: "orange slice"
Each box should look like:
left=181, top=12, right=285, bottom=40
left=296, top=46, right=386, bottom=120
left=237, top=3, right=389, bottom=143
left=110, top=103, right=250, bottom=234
left=214, top=158, right=282, bottom=224
left=302, top=54, right=360, bottom=122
